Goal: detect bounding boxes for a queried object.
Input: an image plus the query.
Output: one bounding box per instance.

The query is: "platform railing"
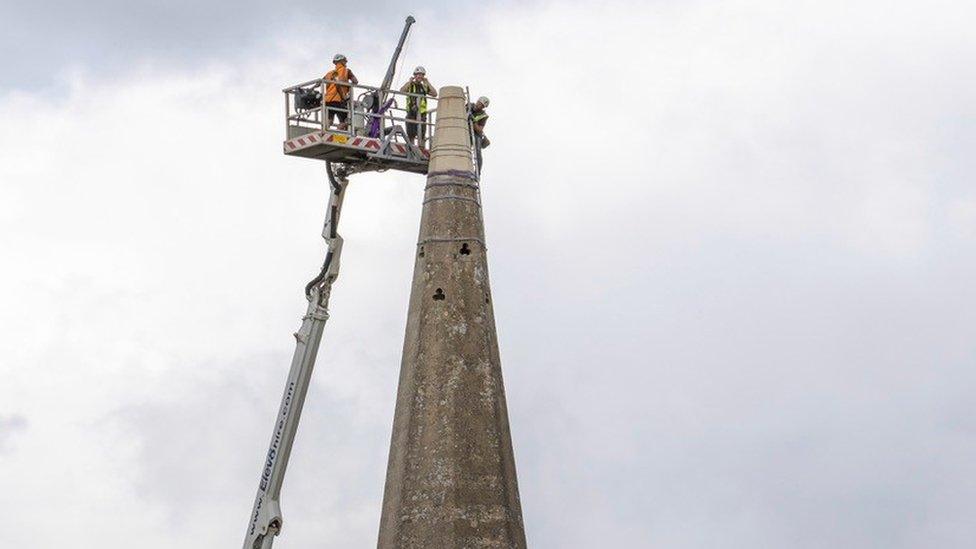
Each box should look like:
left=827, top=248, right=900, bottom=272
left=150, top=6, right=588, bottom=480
left=283, top=78, right=439, bottom=152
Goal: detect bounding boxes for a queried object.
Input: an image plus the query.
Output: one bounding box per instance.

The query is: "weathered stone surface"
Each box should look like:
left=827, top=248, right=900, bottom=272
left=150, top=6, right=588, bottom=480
left=377, top=86, right=527, bottom=548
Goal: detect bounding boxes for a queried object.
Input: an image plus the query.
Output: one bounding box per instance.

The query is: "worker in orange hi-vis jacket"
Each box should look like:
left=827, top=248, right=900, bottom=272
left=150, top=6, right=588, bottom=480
left=324, top=53, right=359, bottom=131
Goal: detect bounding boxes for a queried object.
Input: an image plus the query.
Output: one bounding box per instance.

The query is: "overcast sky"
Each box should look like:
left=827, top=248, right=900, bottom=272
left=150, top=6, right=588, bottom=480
left=2, top=1, right=976, bottom=547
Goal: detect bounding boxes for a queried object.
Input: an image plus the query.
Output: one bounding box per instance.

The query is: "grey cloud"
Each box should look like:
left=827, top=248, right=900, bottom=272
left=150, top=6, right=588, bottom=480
left=103, top=350, right=396, bottom=546
left=0, top=414, right=27, bottom=453
left=0, top=0, right=496, bottom=92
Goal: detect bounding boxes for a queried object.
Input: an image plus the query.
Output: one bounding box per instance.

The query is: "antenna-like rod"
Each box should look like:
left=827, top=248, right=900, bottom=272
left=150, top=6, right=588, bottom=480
left=379, top=15, right=416, bottom=103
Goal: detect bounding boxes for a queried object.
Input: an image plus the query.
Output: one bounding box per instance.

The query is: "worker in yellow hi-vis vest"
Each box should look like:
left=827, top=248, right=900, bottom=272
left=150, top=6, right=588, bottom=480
left=469, top=96, right=490, bottom=171
left=400, top=66, right=437, bottom=148
left=324, top=53, right=359, bottom=131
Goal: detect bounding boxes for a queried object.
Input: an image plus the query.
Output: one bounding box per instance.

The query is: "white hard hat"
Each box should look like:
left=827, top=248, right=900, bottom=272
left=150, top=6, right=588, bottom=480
left=413, top=65, right=426, bottom=75
left=333, top=53, right=347, bottom=63
left=477, top=96, right=490, bottom=107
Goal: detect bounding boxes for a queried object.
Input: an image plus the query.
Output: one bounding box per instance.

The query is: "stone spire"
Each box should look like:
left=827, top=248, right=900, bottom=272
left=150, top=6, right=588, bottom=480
left=376, top=86, right=527, bottom=548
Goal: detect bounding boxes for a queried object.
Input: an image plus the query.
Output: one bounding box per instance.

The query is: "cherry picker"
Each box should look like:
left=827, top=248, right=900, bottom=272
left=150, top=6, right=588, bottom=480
left=241, top=16, right=466, bottom=548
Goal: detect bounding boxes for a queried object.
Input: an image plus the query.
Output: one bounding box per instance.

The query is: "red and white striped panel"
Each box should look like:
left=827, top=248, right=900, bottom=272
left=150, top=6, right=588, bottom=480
left=332, top=135, right=381, bottom=150
left=284, top=132, right=324, bottom=151
left=283, top=131, right=418, bottom=158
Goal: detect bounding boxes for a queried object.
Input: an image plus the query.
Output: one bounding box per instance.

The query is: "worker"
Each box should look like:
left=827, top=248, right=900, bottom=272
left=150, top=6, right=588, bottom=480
left=400, top=66, right=437, bottom=148
left=324, top=53, right=359, bottom=131
left=470, top=96, right=490, bottom=171
left=470, top=96, right=490, bottom=146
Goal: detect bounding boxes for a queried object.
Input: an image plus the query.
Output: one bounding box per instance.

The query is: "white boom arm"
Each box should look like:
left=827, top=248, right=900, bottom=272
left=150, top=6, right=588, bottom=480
left=242, top=165, right=348, bottom=549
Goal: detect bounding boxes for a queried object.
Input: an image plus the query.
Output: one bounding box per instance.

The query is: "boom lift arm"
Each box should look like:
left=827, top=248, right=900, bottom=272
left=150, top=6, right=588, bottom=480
left=243, top=16, right=418, bottom=548
left=242, top=163, right=348, bottom=549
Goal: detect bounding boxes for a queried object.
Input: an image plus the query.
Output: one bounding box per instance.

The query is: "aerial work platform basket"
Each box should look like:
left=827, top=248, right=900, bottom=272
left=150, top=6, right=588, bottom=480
left=282, top=79, right=443, bottom=175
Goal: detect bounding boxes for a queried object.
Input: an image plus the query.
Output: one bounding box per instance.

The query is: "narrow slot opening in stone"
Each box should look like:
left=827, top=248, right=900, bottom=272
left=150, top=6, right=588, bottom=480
left=460, top=243, right=471, bottom=255
left=433, top=288, right=446, bottom=301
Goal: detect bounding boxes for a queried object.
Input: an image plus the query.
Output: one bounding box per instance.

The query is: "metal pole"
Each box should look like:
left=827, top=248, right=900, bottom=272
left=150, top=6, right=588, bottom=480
left=379, top=16, right=416, bottom=104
